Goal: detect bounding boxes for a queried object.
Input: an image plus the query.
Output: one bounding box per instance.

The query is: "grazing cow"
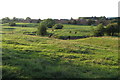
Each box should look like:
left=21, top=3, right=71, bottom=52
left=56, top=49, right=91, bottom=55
left=52, top=29, right=54, bottom=31
left=75, top=32, right=77, bottom=34
left=49, top=34, right=53, bottom=38
left=68, top=36, right=70, bottom=40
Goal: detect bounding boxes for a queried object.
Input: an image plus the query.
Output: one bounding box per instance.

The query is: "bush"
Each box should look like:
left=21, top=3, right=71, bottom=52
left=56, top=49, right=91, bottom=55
left=93, top=24, right=105, bottom=36
left=53, top=24, right=63, bottom=29
left=9, top=22, right=16, bottom=26
left=37, top=21, right=47, bottom=36
left=105, top=23, right=118, bottom=36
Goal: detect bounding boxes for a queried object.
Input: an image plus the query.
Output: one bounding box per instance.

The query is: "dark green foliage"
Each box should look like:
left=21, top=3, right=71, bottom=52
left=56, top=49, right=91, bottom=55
left=37, top=21, right=47, bottom=36
left=93, top=24, right=105, bottom=36
left=42, top=19, right=55, bottom=28
left=26, top=17, right=32, bottom=23
left=26, top=17, right=31, bottom=20
left=53, top=24, right=64, bottom=29
left=37, top=18, right=55, bottom=35
left=9, top=22, right=16, bottom=26
left=93, top=23, right=119, bottom=36
left=105, top=23, right=118, bottom=36
left=2, top=17, right=10, bottom=23
left=87, top=19, right=95, bottom=25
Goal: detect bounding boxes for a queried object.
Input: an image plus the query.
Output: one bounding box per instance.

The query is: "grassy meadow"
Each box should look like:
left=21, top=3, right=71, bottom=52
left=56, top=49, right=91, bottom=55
left=1, top=23, right=119, bottom=78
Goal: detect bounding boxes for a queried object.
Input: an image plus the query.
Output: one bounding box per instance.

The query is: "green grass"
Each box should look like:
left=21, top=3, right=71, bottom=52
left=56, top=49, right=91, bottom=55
left=1, top=24, right=119, bottom=79
left=2, top=23, right=38, bottom=27
left=47, top=24, right=97, bottom=40
left=16, top=23, right=38, bottom=27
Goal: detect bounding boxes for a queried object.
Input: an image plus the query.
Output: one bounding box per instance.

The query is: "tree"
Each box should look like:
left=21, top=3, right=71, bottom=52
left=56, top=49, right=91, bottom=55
left=9, top=22, right=16, bottom=26
left=2, top=17, right=10, bottom=23
left=53, top=24, right=64, bottom=29
left=70, top=17, right=74, bottom=20
left=93, top=24, right=105, bottom=36
left=105, top=23, right=118, bottom=36
left=42, top=18, right=55, bottom=28
left=26, top=17, right=32, bottom=23
left=98, top=16, right=106, bottom=20
left=37, top=21, right=47, bottom=36
left=13, top=17, right=17, bottom=21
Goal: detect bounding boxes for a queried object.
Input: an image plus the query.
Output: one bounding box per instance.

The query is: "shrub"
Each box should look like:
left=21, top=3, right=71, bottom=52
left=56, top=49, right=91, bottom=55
left=105, top=23, right=118, bottom=36
left=53, top=24, right=63, bottom=29
left=93, top=24, right=105, bottom=36
left=9, top=22, right=16, bottom=26
left=2, top=17, right=10, bottom=23
left=37, top=21, right=47, bottom=36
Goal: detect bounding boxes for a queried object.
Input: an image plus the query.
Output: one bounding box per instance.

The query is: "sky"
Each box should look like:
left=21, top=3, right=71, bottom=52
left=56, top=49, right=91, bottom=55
left=0, top=0, right=119, bottom=19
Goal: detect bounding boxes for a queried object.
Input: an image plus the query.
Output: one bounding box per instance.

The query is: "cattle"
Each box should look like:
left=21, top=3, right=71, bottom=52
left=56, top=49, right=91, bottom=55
left=75, top=32, right=77, bottom=34
left=49, top=34, right=53, bottom=38
left=68, top=36, right=70, bottom=40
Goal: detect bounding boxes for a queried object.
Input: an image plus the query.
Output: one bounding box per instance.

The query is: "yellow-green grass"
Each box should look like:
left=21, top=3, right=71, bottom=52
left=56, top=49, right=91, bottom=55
left=2, top=25, right=119, bottom=78
left=48, top=24, right=95, bottom=38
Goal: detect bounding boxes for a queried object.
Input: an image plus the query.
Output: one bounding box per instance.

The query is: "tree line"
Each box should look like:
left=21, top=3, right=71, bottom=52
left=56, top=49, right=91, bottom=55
left=37, top=18, right=119, bottom=37
left=93, top=23, right=119, bottom=36
left=1, top=16, right=118, bottom=26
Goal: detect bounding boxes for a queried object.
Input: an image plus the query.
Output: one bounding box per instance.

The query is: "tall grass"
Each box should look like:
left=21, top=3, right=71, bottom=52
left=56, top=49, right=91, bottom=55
left=2, top=24, right=119, bottom=78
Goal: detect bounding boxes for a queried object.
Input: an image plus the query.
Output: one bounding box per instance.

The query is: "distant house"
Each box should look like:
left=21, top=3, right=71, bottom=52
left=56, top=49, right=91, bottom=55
left=77, top=19, right=110, bottom=26
left=77, top=19, right=88, bottom=25
left=95, top=20, right=110, bottom=26
left=16, top=17, right=111, bottom=26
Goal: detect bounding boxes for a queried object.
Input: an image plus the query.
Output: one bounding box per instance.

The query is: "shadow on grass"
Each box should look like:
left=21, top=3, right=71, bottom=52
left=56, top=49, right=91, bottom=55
left=22, top=31, right=91, bottom=40
left=23, top=32, right=54, bottom=37
left=3, top=28, right=16, bottom=32
left=2, top=48, right=118, bottom=79
left=0, top=33, right=6, bottom=34
left=23, top=31, right=37, bottom=35
left=3, top=28, right=16, bottom=30
left=55, top=36, right=90, bottom=40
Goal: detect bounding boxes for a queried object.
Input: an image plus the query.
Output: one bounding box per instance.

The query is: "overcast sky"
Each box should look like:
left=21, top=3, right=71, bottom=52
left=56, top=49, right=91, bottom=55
left=0, top=0, right=119, bottom=19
